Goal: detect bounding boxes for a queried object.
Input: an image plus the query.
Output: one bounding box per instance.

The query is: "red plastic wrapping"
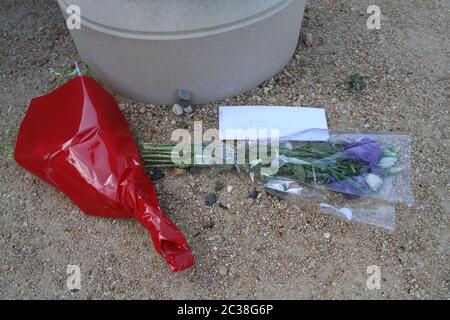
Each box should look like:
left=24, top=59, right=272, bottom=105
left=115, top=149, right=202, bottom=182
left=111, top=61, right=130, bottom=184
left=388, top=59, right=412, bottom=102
left=14, top=76, right=194, bottom=272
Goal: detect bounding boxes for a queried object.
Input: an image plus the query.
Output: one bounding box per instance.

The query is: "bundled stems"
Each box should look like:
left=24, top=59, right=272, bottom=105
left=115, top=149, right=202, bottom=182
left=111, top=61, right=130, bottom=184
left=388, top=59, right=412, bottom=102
left=141, top=142, right=365, bottom=182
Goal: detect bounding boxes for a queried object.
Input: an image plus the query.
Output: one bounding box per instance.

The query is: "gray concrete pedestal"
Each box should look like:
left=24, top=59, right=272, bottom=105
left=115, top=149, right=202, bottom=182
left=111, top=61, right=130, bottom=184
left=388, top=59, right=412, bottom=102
left=59, top=0, right=305, bottom=104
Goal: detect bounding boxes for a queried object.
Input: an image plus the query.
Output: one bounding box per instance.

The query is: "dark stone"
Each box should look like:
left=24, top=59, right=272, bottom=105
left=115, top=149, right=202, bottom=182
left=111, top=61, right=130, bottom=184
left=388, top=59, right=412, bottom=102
left=178, top=89, right=192, bottom=102
left=150, top=169, right=165, bottom=181
left=248, top=189, right=259, bottom=199
left=215, top=181, right=224, bottom=192
left=205, top=193, right=217, bottom=206
left=218, top=203, right=228, bottom=210
left=180, top=122, right=189, bottom=129
left=203, top=222, right=215, bottom=230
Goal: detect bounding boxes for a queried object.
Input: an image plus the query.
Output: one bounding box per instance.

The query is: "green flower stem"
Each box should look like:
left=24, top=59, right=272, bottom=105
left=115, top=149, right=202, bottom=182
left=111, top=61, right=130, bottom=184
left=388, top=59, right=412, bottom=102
left=140, top=143, right=363, bottom=183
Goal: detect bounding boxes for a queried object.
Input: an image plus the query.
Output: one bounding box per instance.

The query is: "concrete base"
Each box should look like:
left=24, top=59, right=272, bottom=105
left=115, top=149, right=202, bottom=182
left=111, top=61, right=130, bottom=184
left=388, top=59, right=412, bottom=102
left=59, top=0, right=305, bottom=104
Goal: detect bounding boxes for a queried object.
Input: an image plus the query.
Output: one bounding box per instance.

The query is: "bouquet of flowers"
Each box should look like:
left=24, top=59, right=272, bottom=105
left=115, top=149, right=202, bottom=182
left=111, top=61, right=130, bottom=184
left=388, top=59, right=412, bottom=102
left=142, top=130, right=413, bottom=229
left=15, top=76, right=194, bottom=272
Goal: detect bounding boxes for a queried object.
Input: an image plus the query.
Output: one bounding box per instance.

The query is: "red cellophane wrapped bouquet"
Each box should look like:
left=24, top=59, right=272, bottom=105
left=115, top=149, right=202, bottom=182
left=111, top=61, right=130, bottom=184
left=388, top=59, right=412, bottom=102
left=14, top=76, right=194, bottom=272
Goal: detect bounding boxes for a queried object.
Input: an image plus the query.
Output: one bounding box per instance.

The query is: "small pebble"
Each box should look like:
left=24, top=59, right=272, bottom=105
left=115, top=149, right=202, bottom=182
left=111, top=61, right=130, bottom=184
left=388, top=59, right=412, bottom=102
left=227, top=186, right=234, bottom=193
left=139, top=107, right=146, bottom=114
left=302, top=32, right=313, bottom=47
left=180, top=122, right=189, bottom=129
left=324, top=232, right=331, bottom=239
left=178, top=89, right=192, bottom=102
left=183, top=105, right=194, bottom=114
left=215, top=181, right=224, bottom=192
left=172, top=104, right=184, bottom=116
left=205, top=193, right=217, bottom=206
left=203, top=222, right=215, bottom=230
left=150, top=169, right=165, bottom=181
left=218, top=265, right=228, bottom=276
left=248, top=189, right=259, bottom=199
left=172, top=168, right=187, bottom=177
left=244, top=198, right=254, bottom=205
left=218, top=203, right=229, bottom=210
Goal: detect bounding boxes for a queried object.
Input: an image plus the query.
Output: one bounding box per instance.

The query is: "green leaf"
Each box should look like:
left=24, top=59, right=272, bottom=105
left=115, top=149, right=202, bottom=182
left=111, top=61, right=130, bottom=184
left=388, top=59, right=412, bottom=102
left=291, top=165, right=306, bottom=183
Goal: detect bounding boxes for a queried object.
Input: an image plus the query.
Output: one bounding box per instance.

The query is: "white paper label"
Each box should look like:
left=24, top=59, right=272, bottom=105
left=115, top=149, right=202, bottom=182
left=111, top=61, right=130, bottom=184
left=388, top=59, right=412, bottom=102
left=219, top=106, right=329, bottom=141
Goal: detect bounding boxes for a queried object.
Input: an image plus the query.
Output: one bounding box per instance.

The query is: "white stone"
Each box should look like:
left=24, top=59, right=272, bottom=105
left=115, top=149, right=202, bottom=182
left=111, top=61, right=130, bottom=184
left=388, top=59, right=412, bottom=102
left=172, top=104, right=184, bottom=116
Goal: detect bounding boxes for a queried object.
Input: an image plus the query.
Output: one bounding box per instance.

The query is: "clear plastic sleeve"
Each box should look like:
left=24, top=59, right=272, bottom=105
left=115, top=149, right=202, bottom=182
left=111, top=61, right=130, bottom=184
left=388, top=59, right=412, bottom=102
left=241, top=130, right=413, bottom=230
left=143, top=130, right=413, bottom=230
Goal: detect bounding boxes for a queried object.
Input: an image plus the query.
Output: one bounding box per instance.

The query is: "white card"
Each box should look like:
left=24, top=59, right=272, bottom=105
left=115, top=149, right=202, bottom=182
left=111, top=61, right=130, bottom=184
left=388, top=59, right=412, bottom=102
left=219, top=106, right=329, bottom=141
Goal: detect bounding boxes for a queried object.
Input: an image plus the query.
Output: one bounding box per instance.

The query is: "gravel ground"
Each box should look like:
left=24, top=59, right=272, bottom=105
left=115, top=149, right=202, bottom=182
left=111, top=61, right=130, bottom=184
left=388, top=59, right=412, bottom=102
left=0, top=0, right=449, bottom=299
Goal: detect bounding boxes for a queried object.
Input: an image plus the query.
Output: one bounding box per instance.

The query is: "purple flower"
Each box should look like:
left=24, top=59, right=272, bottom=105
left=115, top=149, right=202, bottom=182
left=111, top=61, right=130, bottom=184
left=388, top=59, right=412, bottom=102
left=325, top=176, right=371, bottom=196
left=369, top=165, right=383, bottom=174
left=344, top=138, right=381, bottom=164
left=361, top=164, right=383, bottom=175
